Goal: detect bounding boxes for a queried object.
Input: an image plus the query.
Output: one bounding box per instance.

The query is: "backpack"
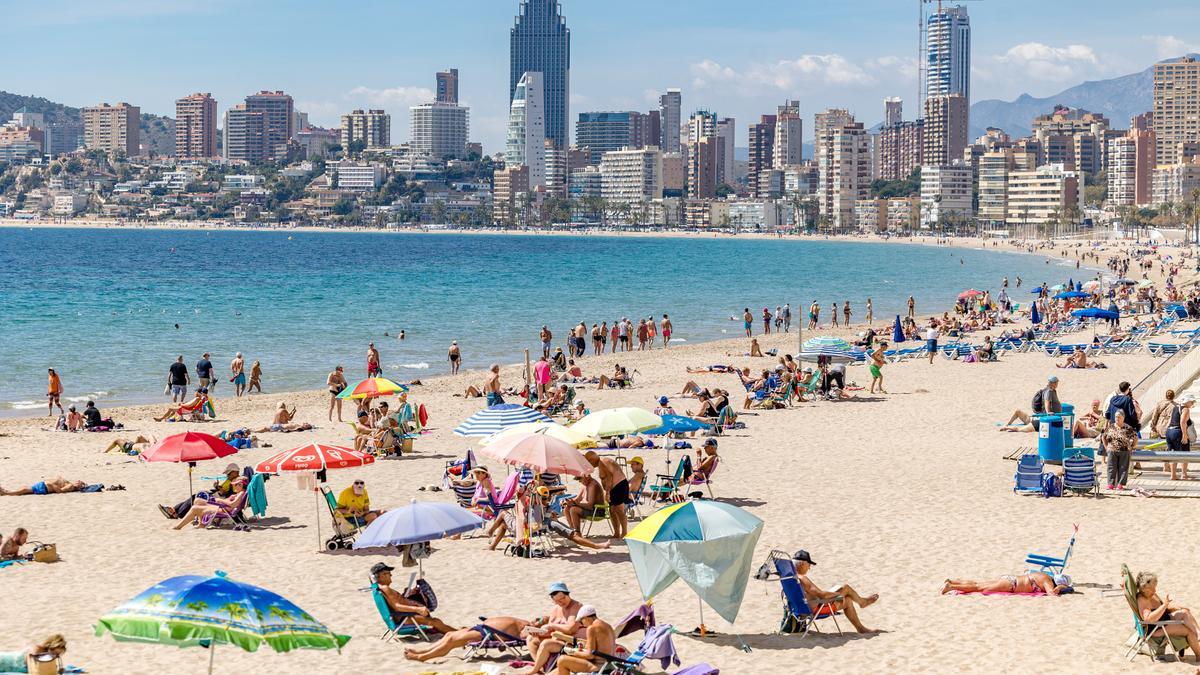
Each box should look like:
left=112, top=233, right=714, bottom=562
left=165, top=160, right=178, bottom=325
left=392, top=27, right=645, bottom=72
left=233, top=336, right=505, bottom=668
left=1040, top=473, right=1062, bottom=498
left=1031, top=388, right=1046, bottom=414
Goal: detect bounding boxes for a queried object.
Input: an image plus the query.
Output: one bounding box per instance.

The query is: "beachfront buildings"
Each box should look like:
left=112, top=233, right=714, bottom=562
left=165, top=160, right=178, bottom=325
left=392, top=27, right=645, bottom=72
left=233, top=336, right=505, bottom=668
left=224, top=105, right=267, bottom=164
left=920, top=164, right=973, bottom=226
left=1151, top=161, right=1200, bottom=206
left=1154, top=56, right=1200, bottom=164
left=774, top=100, right=803, bottom=169
left=814, top=109, right=866, bottom=229
left=923, top=94, right=969, bottom=168
left=493, top=164, right=530, bottom=224
left=926, top=5, right=971, bottom=103
left=507, top=72, right=547, bottom=188
left=175, top=93, right=217, bottom=159
left=0, top=121, right=44, bottom=163
left=326, top=161, right=383, bottom=191
left=411, top=102, right=470, bottom=160
left=510, top=0, right=570, bottom=150
left=244, top=91, right=295, bottom=161
left=600, top=146, right=663, bottom=206
left=659, top=89, right=682, bottom=154
left=82, top=102, right=140, bottom=156
left=1108, top=121, right=1156, bottom=207
left=576, top=112, right=655, bottom=165
left=879, top=118, right=924, bottom=181
left=436, top=68, right=459, bottom=104
left=747, top=114, right=776, bottom=198
left=1030, top=106, right=1110, bottom=175
left=687, top=136, right=718, bottom=200
left=340, top=109, right=391, bottom=150
left=1005, top=164, right=1081, bottom=228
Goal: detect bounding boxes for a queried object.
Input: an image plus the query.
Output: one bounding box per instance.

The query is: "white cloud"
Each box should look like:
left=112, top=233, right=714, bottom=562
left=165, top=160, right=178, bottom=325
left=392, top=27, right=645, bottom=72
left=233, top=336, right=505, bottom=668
left=345, top=85, right=434, bottom=108
left=1143, top=35, right=1200, bottom=60
left=690, top=54, right=902, bottom=94
left=990, top=42, right=1100, bottom=83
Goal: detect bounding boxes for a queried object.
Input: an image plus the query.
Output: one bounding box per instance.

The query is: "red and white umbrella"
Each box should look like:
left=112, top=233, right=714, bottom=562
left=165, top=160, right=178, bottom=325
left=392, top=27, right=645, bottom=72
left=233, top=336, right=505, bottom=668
left=254, top=443, right=375, bottom=552
left=255, top=443, right=374, bottom=474
left=142, top=432, right=239, bottom=495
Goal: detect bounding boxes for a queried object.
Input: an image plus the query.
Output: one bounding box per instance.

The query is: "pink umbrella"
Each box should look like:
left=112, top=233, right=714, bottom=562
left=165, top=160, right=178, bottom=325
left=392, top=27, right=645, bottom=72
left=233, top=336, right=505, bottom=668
left=479, top=432, right=592, bottom=476
left=142, top=432, right=239, bottom=495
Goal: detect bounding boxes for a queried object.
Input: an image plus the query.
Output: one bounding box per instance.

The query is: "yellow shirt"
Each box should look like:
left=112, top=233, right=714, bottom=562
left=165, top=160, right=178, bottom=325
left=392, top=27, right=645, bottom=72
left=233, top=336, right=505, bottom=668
left=337, top=487, right=370, bottom=513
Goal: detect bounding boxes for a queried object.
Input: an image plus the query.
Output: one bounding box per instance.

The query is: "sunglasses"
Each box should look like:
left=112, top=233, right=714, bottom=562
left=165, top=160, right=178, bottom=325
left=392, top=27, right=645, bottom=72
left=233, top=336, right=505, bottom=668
left=353, top=481, right=365, bottom=486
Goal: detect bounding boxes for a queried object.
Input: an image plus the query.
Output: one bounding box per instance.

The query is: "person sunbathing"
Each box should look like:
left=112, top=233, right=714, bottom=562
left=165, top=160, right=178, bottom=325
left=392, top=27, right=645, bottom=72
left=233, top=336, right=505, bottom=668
left=563, top=475, right=604, bottom=535
left=1135, top=571, right=1200, bottom=660
left=372, top=563, right=456, bottom=634
left=692, top=440, right=719, bottom=481
left=255, top=402, right=312, bottom=433
left=607, top=436, right=647, bottom=449
left=403, top=616, right=530, bottom=662
left=0, top=477, right=88, bottom=496
left=65, top=406, right=84, bottom=431
left=536, top=385, right=568, bottom=412
left=153, top=389, right=210, bottom=422
left=553, top=605, right=617, bottom=674
left=171, top=477, right=247, bottom=529
left=517, top=582, right=587, bottom=675
left=0, top=528, right=28, bottom=560
left=0, top=633, right=67, bottom=671
left=596, top=364, right=632, bottom=390
left=792, top=549, right=879, bottom=633
left=160, top=464, right=241, bottom=519
left=1056, top=347, right=1105, bottom=369
left=103, top=435, right=153, bottom=454
left=941, top=571, right=1072, bottom=596
left=748, top=338, right=764, bottom=357
left=686, top=365, right=735, bottom=373
left=1073, top=399, right=1105, bottom=438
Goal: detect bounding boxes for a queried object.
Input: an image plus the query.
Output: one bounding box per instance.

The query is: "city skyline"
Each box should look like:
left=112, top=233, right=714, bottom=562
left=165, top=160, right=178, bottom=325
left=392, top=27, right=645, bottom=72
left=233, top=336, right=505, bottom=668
left=2, top=1, right=1199, bottom=153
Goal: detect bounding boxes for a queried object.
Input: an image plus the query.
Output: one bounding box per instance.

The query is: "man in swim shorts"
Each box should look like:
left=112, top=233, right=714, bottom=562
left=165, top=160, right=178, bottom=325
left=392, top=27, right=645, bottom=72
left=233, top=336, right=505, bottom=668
left=484, top=364, right=504, bottom=406
left=0, top=477, right=88, bottom=496
left=231, top=352, right=246, bottom=397
left=167, top=356, right=189, bottom=402
left=47, top=368, right=64, bottom=417
left=869, top=342, right=887, bottom=394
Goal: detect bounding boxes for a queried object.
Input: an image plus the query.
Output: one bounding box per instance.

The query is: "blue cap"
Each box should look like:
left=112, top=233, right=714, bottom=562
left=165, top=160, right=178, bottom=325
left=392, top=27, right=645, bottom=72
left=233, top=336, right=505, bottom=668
left=658, top=396, right=669, bottom=405
left=547, top=581, right=570, bottom=595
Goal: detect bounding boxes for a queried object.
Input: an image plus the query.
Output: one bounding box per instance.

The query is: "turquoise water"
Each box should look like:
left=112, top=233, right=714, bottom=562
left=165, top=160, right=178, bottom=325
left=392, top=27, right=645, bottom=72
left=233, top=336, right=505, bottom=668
left=0, top=228, right=1073, bottom=414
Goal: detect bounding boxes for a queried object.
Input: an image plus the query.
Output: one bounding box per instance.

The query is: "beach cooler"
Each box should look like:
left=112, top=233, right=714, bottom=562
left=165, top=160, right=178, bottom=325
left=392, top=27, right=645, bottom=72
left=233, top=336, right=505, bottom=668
left=1060, top=403, right=1075, bottom=449
left=1037, top=415, right=1065, bottom=464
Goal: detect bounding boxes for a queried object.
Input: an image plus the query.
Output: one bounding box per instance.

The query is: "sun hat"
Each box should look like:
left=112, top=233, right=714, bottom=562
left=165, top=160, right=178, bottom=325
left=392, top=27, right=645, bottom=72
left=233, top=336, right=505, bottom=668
left=658, top=396, right=669, bottom=405
left=547, top=581, right=570, bottom=595
left=577, top=604, right=597, bottom=619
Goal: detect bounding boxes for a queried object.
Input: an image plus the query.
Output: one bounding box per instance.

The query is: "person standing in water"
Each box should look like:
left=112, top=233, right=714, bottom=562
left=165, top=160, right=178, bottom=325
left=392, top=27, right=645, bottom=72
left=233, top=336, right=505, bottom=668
left=661, top=314, right=672, bottom=347
left=230, top=352, right=246, bottom=397
left=366, top=343, right=381, bottom=378
left=248, top=360, right=263, bottom=394
left=47, top=368, right=64, bottom=417
left=448, top=341, right=461, bottom=375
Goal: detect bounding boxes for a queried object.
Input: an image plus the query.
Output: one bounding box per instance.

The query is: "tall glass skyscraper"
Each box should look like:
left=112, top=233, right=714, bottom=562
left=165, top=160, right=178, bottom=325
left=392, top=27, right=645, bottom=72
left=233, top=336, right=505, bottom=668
left=510, top=0, right=570, bottom=150
left=925, top=5, right=971, bottom=104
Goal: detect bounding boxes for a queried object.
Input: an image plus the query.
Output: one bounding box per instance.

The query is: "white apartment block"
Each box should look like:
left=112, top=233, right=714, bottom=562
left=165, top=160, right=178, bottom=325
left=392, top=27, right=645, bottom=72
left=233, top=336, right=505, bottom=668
left=1152, top=163, right=1200, bottom=206
left=828, top=123, right=870, bottom=229
left=506, top=72, right=546, bottom=188
left=1006, top=164, right=1081, bottom=226
left=410, top=102, right=469, bottom=160
left=340, top=109, right=391, bottom=149
left=920, top=164, right=973, bottom=226
left=600, top=147, right=663, bottom=205
left=222, top=174, right=265, bottom=191
left=328, top=161, right=384, bottom=191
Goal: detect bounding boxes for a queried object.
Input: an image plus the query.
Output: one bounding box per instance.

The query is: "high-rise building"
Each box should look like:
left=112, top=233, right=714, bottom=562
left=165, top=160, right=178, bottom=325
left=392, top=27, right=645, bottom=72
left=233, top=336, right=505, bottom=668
left=646, top=111, right=661, bottom=151
left=774, top=101, right=803, bottom=169
left=223, top=105, right=267, bottom=164
left=340, top=109, right=391, bottom=149
left=659, top=89, right=682, bottom=154
left=82, top=102, right=140, bottom=156
left=814, top=108, right=856, bottom=222
left=244, top=91, right=294, bottom=160
left=410, top=102, right=470, bottom=159
left=879, top=119, right=924, bottom=181
left=715, top=117, right=736, bottom=187
left=978, top=149, right=1018, bottom=223
left=926, top=5, right=971, bottom=104
left=510, top=0, right=570, bottom=149
left=923, top=94, right=969, bottom=167
left=884, top=97, right=904, bottom=126
left=175, top=93, right=217, bottom=159
left=1154, top=57, right=1200, bottom=165
left=600, top=146, right=663, bottom=205
left=1152, top=161, right=1200, bottom=206
left=1108, top=125, right=1156, bottom=207
left=436, top=68, right=460, bottom=104
left=493, top=165, right=530, bottom=224
left=507, top=71, right=546, bottom=188
left=1031, top=106, right=1110, bottom=175
left=828, top=123, right=870, bottom=229
left=687, top=136, right=717, bottom=199
left=576, top=112, right=649, bottom=164
left=661, top=152, right=685, bottom=195
left=920, top=165, right=974, bottom=225
left=1006, top=164, right=1081, bottom=228
left=748, top=115, right=777, bottom=199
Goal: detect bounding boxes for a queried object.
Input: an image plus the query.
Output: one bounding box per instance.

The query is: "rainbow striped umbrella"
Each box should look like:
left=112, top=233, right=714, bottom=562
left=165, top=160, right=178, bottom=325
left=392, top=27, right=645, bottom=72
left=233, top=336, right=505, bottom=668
left=336, top=377, right=409, bottom=400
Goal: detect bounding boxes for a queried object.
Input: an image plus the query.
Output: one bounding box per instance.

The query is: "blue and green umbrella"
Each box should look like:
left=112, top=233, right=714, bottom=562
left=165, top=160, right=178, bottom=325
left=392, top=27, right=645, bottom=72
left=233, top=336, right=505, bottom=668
left=95, top=571, right=349, bottom=674
left=644, top=414, right=712, bottom=436
left=802, top=336, right=852, bottom=351
left=625, top=500, right=763, bottom=626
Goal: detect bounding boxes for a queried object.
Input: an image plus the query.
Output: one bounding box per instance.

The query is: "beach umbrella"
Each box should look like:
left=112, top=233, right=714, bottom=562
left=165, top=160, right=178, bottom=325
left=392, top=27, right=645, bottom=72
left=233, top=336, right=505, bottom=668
left=1030, top=302, right=1041, bottom=325
left=958, top=289, right=984, bottom=299
left=453, top=403, right=551, bottom=437
left=644, top=414, right=712, bottom=436
left=336, top=377, right=409, bottom=400
left=1072, top=307, right=1119, bottom=320
left=480, top=421, right=597, bottom=448
left=1082, top=280, right=1101, bottom=292
left=802, top=335, right=852, bottom=351
left=255, top=444, right=375, bottom=551
left=1115, top=279, right=1136, bottom=286
left=570, top=407, right=663, bottom=438
left=1050, top=284, right=1065, bottom=291
left=797, top=349, right=856, bottom=364
left=1138, top=279, right=1155, bottom=288
left=142, top=432, right=239, bottom=496
left=891, top=315, right=905, bottom=343
left=625, top=500, right=764, bottom=629
left=1054, top=291, right=1089, bottom=300
left=479, top=432, right=593, bottom=476
left=352, top=499, right=483, bottom=576
left=95, top=570, right=349, bottom=675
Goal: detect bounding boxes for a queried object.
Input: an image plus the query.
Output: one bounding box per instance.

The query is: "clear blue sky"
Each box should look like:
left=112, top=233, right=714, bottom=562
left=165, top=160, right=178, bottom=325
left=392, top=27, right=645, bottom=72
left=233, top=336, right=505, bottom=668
left=2, top=0, right=1196, bottom=152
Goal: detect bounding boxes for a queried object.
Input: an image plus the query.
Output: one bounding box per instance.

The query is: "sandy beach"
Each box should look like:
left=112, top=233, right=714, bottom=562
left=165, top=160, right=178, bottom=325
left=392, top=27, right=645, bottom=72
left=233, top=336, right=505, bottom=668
left=2, top=238, right=1198, bottom=674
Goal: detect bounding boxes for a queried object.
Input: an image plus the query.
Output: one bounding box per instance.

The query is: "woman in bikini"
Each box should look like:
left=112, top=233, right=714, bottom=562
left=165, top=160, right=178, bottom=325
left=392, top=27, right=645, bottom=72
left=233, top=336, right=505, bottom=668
left=941, top=571, right=1071, bottom=595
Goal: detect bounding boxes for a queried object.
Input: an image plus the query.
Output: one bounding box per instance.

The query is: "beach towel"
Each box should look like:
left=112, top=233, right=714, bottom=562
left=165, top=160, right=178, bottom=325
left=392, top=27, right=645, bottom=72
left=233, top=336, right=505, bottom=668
left=247, top=473, right=268, bottom=517
left=0, top=560, right=26, bottom=570
left=638, top=624, right=681, bottom=670
left=948, top=590, right=1048, bottom=596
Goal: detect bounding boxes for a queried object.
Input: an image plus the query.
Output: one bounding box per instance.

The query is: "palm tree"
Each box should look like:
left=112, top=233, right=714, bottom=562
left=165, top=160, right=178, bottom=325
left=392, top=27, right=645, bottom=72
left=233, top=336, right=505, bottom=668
left=184, top=600, right=209, bottom=614
left=143, top=594, right=166, bottom=607
left=268, top=605, right=294, bottom=623
left=219, top=602, right=250, bottom=624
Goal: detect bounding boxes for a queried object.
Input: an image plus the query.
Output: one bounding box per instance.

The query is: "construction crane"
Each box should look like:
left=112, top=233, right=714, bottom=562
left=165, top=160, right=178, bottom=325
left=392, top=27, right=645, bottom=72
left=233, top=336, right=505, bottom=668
left=917, top=0, right=984, bottom=111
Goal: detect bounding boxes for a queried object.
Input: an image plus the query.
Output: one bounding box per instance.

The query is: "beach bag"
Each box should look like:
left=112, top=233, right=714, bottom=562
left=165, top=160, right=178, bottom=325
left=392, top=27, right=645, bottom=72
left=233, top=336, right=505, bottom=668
left=30, top=542, right=59, bottom=563
left=404, top=578, right=438, bottom=612
left=1031, top=389, right=1046, bottom=414
left=1040, top=474, right=1062, bottom=499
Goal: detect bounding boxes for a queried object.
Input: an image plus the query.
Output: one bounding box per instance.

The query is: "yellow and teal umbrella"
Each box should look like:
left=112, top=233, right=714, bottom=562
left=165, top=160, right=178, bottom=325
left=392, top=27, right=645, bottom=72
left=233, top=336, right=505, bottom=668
left=625, top=500, right=763, bottom=626
left=336, top=377, right=409, bottom=399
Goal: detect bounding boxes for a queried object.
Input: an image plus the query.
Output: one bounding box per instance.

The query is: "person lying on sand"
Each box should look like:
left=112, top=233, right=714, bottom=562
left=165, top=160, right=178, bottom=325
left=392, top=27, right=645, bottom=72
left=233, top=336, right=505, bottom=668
left=372, top=563, right=456, bottom=634
left=255, top=402, right=312, bottom=433
left=103, top=435, right=153, bottom=454
left=403, top=616, right=530, bottom=663
left=517, top=582, right=588, bottom=675
left=1134, top=571, right=1200, bottom=660
left=941, top=571, right=1072, bottom=596
left=0, top=477, right=88, bottom=496
left=793, top=549, right=879, bottom=633
left=686, top=365, right=735, bottom=374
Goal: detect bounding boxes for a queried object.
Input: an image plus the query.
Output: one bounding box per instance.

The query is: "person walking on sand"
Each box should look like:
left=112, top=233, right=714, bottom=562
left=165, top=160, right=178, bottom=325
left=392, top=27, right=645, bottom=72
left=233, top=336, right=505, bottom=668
left=907, top=295, right=915, bottom=319
left=196, top=353, right=214, bottom=393
left=168, top=356, right=190, bottom=403
left=869, top=342, right=887, bottom=394
left=783, top=303, right=791, bottom=333
left=366, top=342, right=381, bottom=378
left=230, top=352, right=246, bottom=397
left=661, top=314, right=673, bottom=347
left=808, top=301, right=820, bottom=330
left=830, top=302, right=839, bottom=327
left=327, top=366, right=347, bottom=422
left=865, top=298, right=873, bottom=326
left=843, top=301, right=851, bottom=327
left=925, top=320, right=940, bottom=365
left=448, top=341, right=461, bottom=375
left=484, top=364, right=504, bottom=406
left=646, top=315, right=657, bottom=348
left=47, top=368, right=64, bottom=417
left=743, top=308, right=754, bottom=337
left=541, top=326, right=553, bottom=358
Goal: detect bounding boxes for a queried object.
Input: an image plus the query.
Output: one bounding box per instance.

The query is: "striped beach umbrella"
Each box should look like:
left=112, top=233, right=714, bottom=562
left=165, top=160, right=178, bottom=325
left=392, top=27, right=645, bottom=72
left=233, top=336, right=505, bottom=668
left=95, top=570, right=349, bottom=675
left=453, top=404, right=551, bottom=437
left=797, top=348, right=856, bottom=363
left=336, top=377, right=409, bottom=400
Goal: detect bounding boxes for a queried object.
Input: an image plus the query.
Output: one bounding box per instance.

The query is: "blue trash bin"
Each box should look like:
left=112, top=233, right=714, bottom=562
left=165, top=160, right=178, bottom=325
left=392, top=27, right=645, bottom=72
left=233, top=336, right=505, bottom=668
left=1037, top=415, right=1065, bottom=464
left=1060, top=403, right=1075, bottom=449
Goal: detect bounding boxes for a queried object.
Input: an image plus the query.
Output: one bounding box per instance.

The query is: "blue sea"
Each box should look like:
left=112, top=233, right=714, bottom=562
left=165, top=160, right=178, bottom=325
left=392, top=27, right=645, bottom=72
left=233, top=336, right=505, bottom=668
left=0, top=228, right=1077, bottom=415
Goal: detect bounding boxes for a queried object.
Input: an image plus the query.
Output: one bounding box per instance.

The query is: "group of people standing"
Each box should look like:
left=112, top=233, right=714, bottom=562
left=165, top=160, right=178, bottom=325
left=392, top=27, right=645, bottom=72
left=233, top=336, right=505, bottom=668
left=165, top=352, right=260, bottom=402
left=544, top=315, right=674, bottom=359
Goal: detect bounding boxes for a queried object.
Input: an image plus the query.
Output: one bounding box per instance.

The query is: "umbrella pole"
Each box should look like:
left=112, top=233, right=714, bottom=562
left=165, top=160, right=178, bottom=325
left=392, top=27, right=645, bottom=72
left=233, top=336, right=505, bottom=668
left=207, top=642, right=215, bottom=675
left=315, top=475, right=322, bottom=553
left=697, top=596, right=707, bottom=636
left=188, top=462, right=195, bottom=498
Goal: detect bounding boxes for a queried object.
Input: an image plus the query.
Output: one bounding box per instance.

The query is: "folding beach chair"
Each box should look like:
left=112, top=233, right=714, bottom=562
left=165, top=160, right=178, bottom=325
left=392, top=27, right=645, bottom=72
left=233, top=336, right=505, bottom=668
left=650, top=456, right=691, bottom=503
left=370, top=580, right=432, bottom=642
left=1013, top=453, right=1044, bottom=495
left=770, top=554, right=842, bottom=637
left=463, top=618, right=527, bottom=660
left=321, top=485, right=364, bottom=550
left=1025, top=524, right=1078, bottom=575
left=1062, top=453, right=1099, bottom=497
left=1122, top=564, right=1189, bottom=662
left=199, top=491, right=250, bottom=531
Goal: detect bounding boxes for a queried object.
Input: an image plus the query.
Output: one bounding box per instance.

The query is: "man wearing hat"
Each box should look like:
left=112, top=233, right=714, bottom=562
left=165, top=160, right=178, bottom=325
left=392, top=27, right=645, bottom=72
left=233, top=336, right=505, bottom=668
left=159, top=463, right=241, bottom=520
left=518, top=582, right=586, bottom=675
left=654, top=396, right=675, bottom=416
left=370, top=562, right=456, bottom=634
left=792, top=549, right=879, bottom=633
left=555, top=604, right=618, bottom=674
